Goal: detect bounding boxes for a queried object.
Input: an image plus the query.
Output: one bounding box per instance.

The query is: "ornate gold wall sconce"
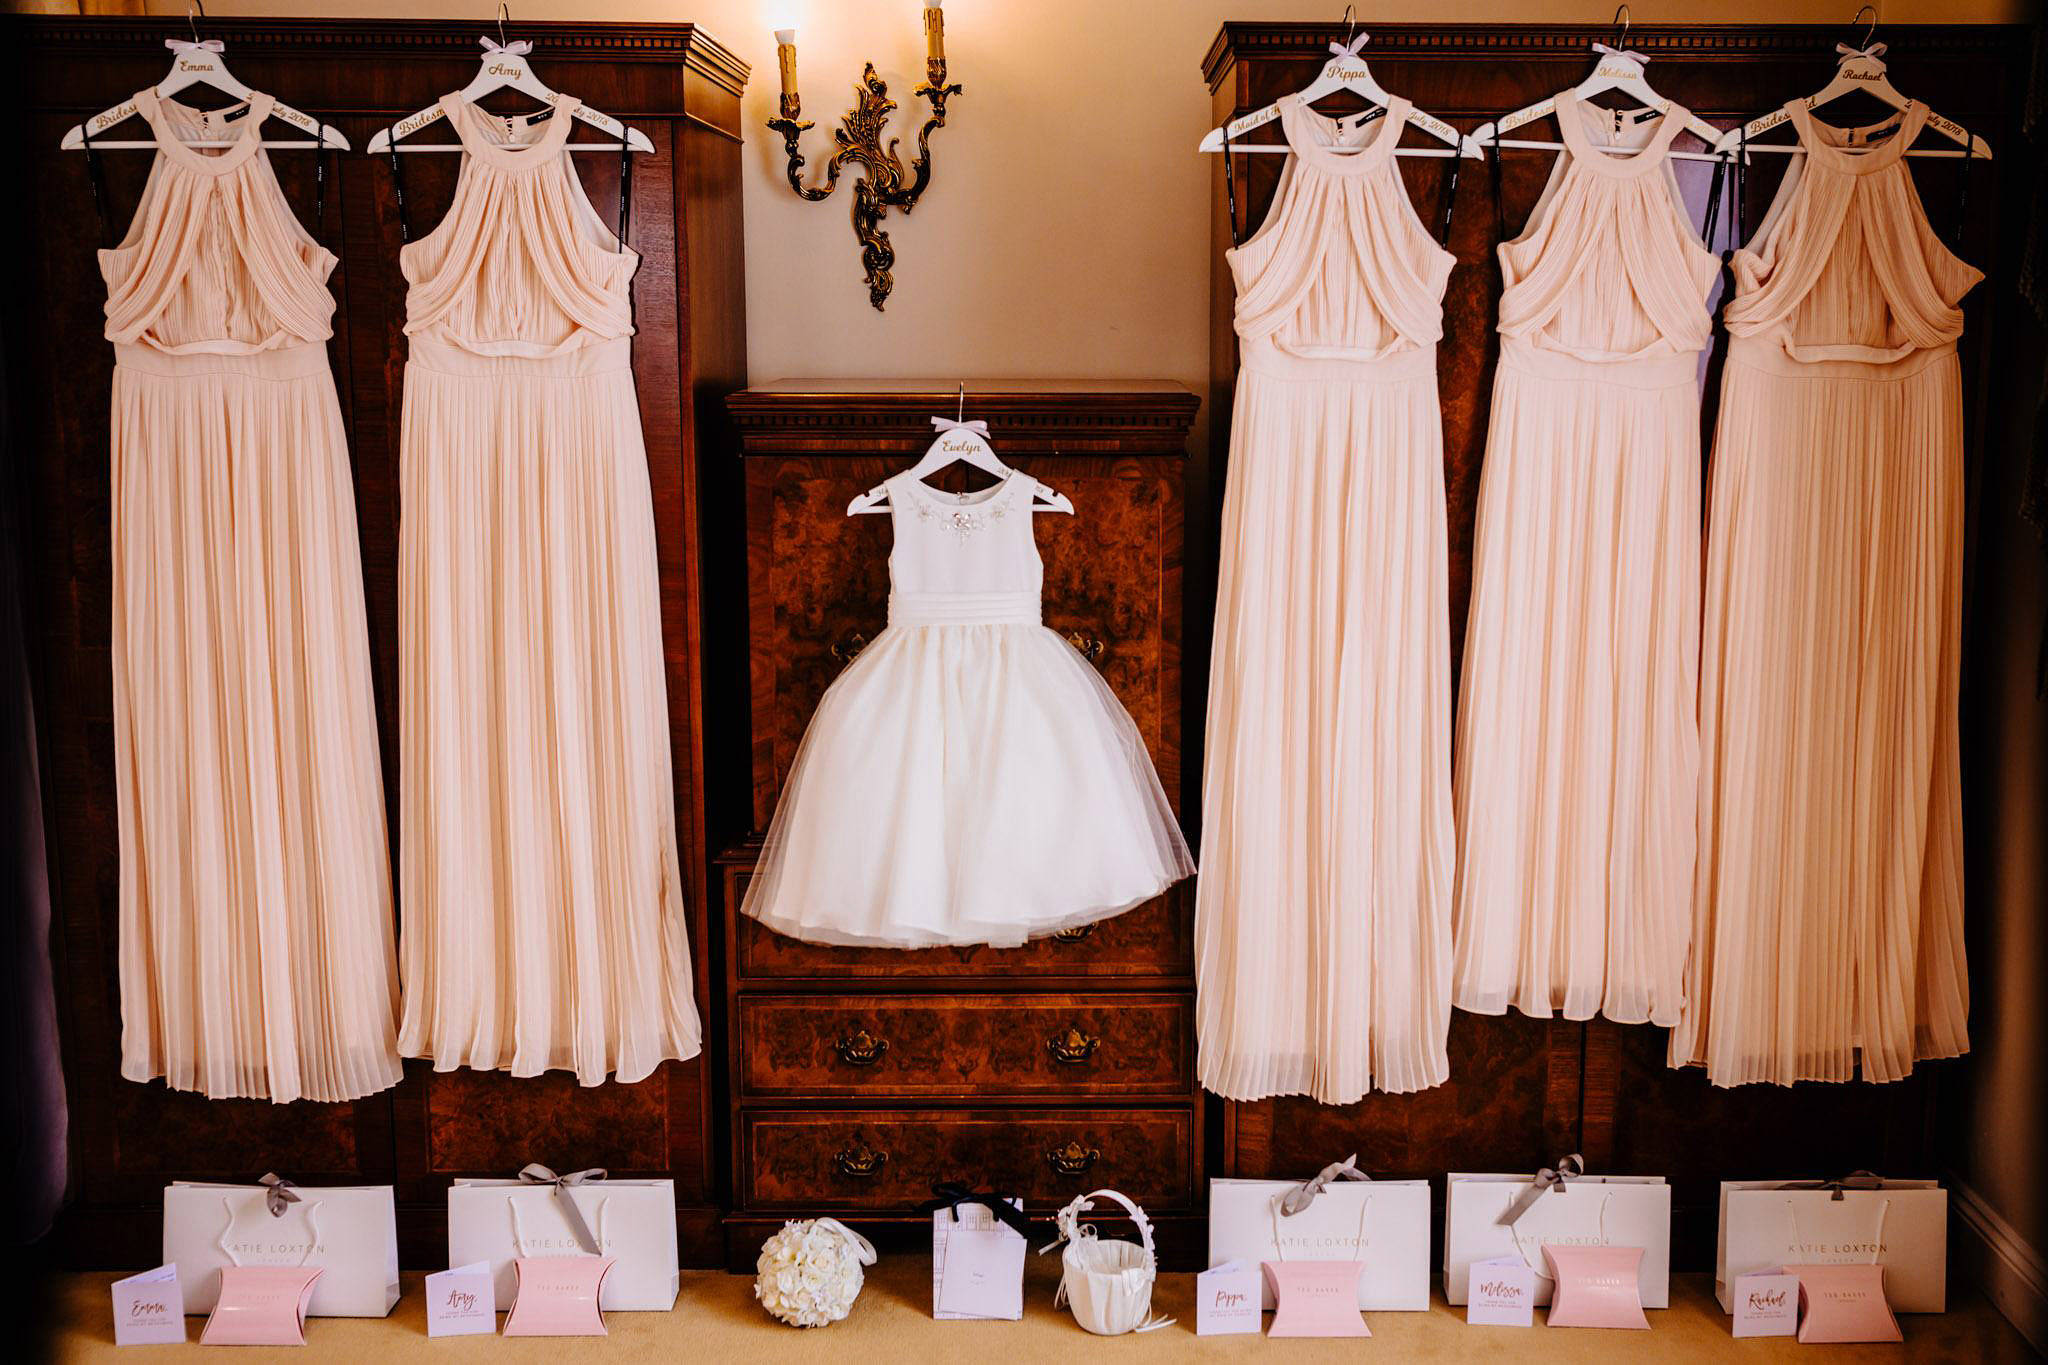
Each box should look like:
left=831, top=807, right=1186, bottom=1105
left=766, top=4, right=961, bottom=311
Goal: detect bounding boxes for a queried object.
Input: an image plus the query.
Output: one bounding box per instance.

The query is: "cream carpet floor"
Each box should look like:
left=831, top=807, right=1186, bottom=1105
left=46, top=1256, right=2038, bottom=1361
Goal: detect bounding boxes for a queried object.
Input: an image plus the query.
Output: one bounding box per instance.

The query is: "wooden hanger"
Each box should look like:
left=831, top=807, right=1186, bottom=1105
left=1199, top=8, right=1478, bottom=161
left=847, top=387, right=1074, bottom=517
left=1714, top=8, right=1991, bottom=161
left=367, top=5, right=652, bottom=155
left=60, top=2, right=347, bottom=152
left=1463, top=8, right=1724, bottom=164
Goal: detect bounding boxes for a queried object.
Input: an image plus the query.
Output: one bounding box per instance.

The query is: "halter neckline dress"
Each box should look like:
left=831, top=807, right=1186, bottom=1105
left=1452, top=93, right=1718, bottom=1028
left=1196, top=93, right=1457, bottom=1103
left=103, top=88, right=401, bottom=1103
left=1674, top=101, right=1979, bottom=1086
left=394, top=92, right=702, bottom=1086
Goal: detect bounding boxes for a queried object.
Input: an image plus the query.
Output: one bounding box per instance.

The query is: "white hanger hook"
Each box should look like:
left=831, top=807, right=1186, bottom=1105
left=956, top=381, right=965, bottom=423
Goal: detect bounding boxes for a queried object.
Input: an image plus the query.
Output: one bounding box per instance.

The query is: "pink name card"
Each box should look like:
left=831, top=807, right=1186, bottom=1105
left=503, top=1256, right=614, bottom=1337
left=424, top=1261, right=496, bottom=1337
left=1196, top=1260, right=1261, bottom=1336
left=1263, top=1261, right=1370, bottom=1337
left=1792, top=1263, right=1902, bottom=1343
left=1542, top=1245, right=1650, bottom=1330
left=200, top=1265, right=322, bottom=1346
left=111, top=1265, right=185, bottom=1346
left=1731, top=1270, right=1799, bottom=1338
left=1466, top=1255, right=1536, bottom=1327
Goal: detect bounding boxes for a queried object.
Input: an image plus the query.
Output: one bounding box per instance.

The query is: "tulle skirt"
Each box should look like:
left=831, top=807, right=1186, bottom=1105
left=111, top=343, right=401, bottom=1104
left=396, top=338, right=701, bottom=1085
left=1194, top=346, right=1454, bottom=1104
left=741, top=620, right=1192, bottom=948
left=1673, top=339, right=1970, bottom=1086
left=1452, top=345, right=1700, bottom=1027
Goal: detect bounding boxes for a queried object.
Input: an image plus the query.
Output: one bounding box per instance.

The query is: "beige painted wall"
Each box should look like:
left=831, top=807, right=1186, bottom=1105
left=153, top=1, right=2028, bottom=395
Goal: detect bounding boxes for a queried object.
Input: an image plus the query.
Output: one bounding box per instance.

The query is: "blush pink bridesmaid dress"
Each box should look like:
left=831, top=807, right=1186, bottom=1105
left=103, top=90, right=400, bottom=1102
left=1674, top=102, right=1979, bottom=1086
left=1452, top=94, right=1719, bottom=1028
left=395, top=95, right=701, bottom=1086
left=1196, top=94, right=1457, bottom=1104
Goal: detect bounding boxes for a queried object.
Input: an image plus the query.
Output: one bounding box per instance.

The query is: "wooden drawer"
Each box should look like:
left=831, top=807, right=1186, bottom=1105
left=739, top=1106, right=1197, bottom=1212
left=724, top=862, right=1193, bottom=979
left=737, top=993, right=1192, bottom=1100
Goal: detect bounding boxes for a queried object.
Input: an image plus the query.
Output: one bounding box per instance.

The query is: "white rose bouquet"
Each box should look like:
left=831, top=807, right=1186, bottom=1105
left=754, top=1217, right=877, bottom=1327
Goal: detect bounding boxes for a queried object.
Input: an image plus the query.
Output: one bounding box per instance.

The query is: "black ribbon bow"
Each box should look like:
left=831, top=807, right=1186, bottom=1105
left=1775, top=1171, right=1888, bottom=1202
left=916, top=1181, right=1033, bottom=1240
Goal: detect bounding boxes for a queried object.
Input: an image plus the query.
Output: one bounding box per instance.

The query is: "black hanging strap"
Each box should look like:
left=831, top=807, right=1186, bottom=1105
left=314, top=124, right=330, bottom=236
left=1436, top=150, right=1461, bottom=247
left=1701, top=150, right=1729, bottom=253
left=1953, top=134, right=1973, bottom=250
left=618, top=129, right=633, bottom=252
left=1490, top=121, right=1505, bottom=249
left=1222, top=115, right=1241, bottom=248
left=386, top=136, right=412, bottom=244
left=82, top=114, right=113, bottom=249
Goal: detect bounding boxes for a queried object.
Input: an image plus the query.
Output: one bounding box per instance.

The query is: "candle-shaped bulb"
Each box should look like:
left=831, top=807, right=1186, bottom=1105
left=925, top=4, right=945, bottom=63
left=774, top=29, right=799, bottom=113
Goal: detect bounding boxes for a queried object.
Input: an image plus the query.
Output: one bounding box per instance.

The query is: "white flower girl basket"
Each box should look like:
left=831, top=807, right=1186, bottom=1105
left=1042, top=1188, right=1174, bottom=1335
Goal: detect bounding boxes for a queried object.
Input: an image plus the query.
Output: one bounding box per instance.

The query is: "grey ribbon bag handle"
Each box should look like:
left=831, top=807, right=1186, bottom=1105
left=1278, top=1153, right=1372, bottom=1217
left=258, top=1172, right=302, bottom=1218
left=519, top=1163, right=609, bottom=1254
left=1497, top=1153, right=1586, bottom=1228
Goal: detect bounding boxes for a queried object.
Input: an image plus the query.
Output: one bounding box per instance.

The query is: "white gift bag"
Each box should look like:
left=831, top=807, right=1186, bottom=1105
left=1717, top=1177, right=1947, bottom=1313
left=1208, top=1156, right=1432, bottom=1310
left=162, top=1176, right=398, bottom=1317
left=446, top=1166, right=679, bottom=1311
left=1444, top=1160, right=1671, bottom=1308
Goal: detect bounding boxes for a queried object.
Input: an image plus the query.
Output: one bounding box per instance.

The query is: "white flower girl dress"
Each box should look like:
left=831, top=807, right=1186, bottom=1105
left=741, top=459, right=1193, bottom=948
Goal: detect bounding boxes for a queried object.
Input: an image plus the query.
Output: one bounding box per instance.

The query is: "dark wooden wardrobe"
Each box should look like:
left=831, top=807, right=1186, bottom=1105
left=10, top=17, right=747, bottom=1268
left=1202, top=21, right=2027, bottom=1274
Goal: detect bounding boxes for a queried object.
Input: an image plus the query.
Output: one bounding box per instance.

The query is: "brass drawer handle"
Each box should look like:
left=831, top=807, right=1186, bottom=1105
left=834, top=1142, right=888, bottom=1178
left=1050, top=923, right=1096, bottom=943
left=1046, top=1026, right=1100, bottom=1065
left=1067, top=632, right=1106, bottom=666
left=830, top=631, right=870, bottom=667
left=1045, top=1140, right=1100, bottom=1177
left=834, top=1028, right=889, bottom=1067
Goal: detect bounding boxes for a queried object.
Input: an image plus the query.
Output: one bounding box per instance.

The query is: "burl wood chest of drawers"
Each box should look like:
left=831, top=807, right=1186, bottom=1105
left=717, top=381, right=1202, bottom=1266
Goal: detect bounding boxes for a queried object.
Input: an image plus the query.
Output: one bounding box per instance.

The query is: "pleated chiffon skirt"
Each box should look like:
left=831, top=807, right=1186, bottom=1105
left=396, top=338, right=701, bottom=1086
left=1674, top=339, right=1970, bottom=1086
left=1452, top=345, right=1700, bottom=1026
left=1195, top=346, right=1454, bottom=1104
left=113, top=344, right=401, bottom=1103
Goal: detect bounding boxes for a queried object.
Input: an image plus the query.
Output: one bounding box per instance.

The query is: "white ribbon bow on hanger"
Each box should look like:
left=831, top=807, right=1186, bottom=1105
left=165, top=37, right=225, bottom=54
left=1835, top=41, right=1888, bottom=62
left=1592, top=41, right=1647, bottom=66
left=481, top=36, right=535, bottom=57
left=1328, top=31, right=1369, bottom=61
left=929, top=416, right=991, bottom=439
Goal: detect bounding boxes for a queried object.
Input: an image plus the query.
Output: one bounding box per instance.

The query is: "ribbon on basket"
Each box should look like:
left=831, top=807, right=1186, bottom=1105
left=1774, top=1171, right=1888, bottom=1202
left=519, top=1164, right=608, bottom=1254
left=258, top=1173, right=302, bottom=1218
left=1279, top=1153, right=1372, bottom=1216
left=1497, top=1154, right=1586, bottom=1228
left=917, top=1182, right=1032, bottom=1241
